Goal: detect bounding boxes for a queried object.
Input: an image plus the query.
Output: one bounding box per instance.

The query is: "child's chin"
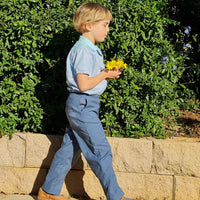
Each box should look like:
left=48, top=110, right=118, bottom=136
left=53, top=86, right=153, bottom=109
left=98, top=38, right=105, bottom=42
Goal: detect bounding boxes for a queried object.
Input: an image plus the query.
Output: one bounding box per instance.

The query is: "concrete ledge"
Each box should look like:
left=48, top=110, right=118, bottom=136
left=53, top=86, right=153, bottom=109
left=0, top=133, right=200, bottom=200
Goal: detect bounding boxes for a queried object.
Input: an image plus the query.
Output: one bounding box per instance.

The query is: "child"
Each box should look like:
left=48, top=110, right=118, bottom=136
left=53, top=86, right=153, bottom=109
left=38, top=2, right=143, bottom=200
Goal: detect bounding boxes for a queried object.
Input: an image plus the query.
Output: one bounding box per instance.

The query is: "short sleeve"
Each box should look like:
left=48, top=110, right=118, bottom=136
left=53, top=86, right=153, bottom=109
left=73, top=48, right=93, bottom=76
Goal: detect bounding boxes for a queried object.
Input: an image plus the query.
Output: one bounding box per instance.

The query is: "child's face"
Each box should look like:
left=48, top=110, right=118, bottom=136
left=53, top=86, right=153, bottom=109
left=90, top=19, right=110, bottom=43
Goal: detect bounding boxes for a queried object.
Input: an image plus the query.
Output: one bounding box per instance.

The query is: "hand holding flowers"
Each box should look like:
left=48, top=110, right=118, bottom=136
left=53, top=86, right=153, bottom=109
left=104, top=59, right=127, bottom=80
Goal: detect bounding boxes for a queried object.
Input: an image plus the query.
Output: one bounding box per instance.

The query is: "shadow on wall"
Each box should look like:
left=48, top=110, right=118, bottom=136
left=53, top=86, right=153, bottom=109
left=65, top=160, right=91, bottom=200
left=30, top=134, right=90, bottom=199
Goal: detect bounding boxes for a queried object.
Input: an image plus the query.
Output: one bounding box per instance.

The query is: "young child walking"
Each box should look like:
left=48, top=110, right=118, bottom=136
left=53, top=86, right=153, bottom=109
left=38, top=2, right=144, bottom=200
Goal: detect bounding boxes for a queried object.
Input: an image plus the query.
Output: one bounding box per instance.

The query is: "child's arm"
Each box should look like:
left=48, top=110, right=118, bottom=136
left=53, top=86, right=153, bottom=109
left=77, top=69, right=121, bottom=92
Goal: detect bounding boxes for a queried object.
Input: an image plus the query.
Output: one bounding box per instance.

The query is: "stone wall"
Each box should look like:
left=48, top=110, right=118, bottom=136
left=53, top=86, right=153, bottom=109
left=0, top=133, right=200, bottom=200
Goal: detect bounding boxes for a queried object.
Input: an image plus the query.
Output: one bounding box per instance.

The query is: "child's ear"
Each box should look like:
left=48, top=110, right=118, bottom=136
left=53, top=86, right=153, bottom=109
left=85, top=22, right=92, bottom=31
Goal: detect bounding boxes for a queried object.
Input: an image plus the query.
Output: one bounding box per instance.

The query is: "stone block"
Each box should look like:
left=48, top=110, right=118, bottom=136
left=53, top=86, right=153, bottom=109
left=117, top=173, right=173, bottom=200
left=25, top=133, right=63, bottom=168
left=152, top=139, right=200, bottom=177
left=25, top=133, right=89, bottom=170
left=175, top=176, right=200, bottom=200
left=0, top=194, right=6, bottom=200
left=62, top=170, right=173, bottom=200
left=1, top=195, right=36, bottom=200
left=25, top=135, right=152, bottom=173
left=0, top=133, right=26, bottom=167
left=62, top=170, right=104, bottom=198
left=108, top=137, right=152, bottom=173
left=74, top=137, right=153, bottom=173
left=0, top=167, right=47, bottom=194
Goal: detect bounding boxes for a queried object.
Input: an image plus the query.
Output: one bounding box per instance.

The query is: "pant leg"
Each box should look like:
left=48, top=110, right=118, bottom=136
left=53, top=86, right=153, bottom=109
left=42, top=126, right=81, bottom=196
left=66, top=93, right=124, bottom=200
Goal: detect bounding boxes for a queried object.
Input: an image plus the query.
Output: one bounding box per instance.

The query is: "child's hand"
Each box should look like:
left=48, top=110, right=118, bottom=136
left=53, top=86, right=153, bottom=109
left=104, top=68, right=121, bottom=79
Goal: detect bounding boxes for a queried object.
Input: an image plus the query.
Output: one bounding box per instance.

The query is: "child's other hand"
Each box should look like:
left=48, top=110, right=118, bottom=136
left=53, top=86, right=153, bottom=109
left=104, top=68, right=121, bottom=79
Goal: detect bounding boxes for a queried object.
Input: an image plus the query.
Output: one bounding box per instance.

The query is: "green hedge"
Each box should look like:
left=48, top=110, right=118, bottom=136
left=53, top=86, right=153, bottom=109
left=99, top=0, right=191, bottom=138
left=0, top=0, right=195, bottom=137
left=0, top=0, right=80, bottom=135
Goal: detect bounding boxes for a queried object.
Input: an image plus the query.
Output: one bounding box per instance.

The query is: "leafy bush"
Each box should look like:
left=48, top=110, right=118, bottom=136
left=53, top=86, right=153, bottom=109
left=99, top=0, right=190, bottom=138
left=0, top=0, right=80, bottom=135
left=0, top=0, right=195, bottom=137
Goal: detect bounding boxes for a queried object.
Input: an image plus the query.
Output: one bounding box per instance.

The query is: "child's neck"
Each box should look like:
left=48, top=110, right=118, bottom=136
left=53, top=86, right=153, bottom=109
left=82, top=32, right=95, bottom=44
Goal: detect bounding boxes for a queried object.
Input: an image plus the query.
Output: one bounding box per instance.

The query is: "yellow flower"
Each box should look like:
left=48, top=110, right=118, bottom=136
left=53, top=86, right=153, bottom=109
left=106, top=59, right=127, bottom=70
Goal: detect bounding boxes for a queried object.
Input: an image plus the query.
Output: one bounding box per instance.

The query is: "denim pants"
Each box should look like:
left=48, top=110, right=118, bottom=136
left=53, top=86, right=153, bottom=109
left=42, top=93, right=124, bottom=200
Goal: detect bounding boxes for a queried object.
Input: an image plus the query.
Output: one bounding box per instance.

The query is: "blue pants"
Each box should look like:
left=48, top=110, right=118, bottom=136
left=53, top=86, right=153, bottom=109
left=42, top=93, right=124, bottom=200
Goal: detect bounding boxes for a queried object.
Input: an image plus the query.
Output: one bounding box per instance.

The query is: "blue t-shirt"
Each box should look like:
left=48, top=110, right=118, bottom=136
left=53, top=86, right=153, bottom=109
left=66, top=36, right=107, bottom=95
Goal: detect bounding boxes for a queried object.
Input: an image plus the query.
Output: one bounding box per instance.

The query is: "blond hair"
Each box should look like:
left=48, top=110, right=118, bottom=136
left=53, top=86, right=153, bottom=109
left=73, top=2, right=112, bottom=33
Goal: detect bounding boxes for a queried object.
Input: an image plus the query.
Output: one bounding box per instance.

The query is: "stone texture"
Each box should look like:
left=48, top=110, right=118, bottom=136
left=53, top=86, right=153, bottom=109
left=175, top=176, right=200, bottom=200
left=0, top=167, right=47, bottom=194
left=0, top=195, right=36, bottom=200
left=108, top=137, right=152, bottom=173
left=1, top=133, right=200, bottom=199
left=62, top=170, right=173, bottom=200
left=25, top=134, right=153, bottom=173
left=0, top=166, right=172, bottom=200
left=0, top=133, right=26, bottom=167
left=0, top=194, right=6, bottom=200
left=25, top=133, right=89, bottom=170
left=25, top=133, right=63, bottom=168
left=118, top=173, right=173, bottom=200
left=62, top=170, right=104, bottom=198
left=151, top=139, right=200, bottom=177
left=75, top=137, right=153, bottom=173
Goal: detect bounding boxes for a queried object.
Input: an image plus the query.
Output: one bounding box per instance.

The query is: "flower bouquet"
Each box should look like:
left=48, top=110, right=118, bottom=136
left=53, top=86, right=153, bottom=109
left=106, top=59, right=127, bottom=70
